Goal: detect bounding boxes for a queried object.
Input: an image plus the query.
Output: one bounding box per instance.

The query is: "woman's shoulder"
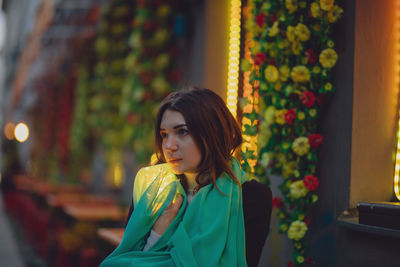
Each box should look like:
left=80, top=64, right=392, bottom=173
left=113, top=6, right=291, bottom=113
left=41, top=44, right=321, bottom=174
left=133, top=163, right=177, bottom=205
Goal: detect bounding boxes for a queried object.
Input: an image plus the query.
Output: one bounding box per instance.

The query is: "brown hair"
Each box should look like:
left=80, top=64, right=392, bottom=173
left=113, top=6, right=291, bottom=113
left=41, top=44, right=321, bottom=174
left=154, top=86, right=243, bottom=192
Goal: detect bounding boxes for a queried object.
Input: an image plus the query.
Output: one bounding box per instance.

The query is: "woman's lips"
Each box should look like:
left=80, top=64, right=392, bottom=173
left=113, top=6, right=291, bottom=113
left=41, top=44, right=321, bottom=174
left=168, top=158, right=182, bottom=164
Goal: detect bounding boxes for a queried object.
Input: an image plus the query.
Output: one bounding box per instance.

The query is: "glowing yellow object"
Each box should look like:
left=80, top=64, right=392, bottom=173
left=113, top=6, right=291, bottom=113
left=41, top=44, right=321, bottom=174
left=14, top=122, right=29, bottom=142
left=114, top=163, right=122, bottom=187
left=4, top=122, right=15, bottom=140
left=226, top=0, right=242, bottom=118
left=394, top=2, right=400, bottom=201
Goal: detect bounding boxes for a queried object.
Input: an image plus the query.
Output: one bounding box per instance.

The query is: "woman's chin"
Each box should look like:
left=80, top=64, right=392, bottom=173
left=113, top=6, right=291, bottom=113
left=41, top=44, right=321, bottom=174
left=168, top=165, right=183, bottom=175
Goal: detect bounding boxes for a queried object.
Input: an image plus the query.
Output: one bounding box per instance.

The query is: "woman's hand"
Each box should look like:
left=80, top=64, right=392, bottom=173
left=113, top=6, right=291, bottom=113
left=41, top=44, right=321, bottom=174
left=152, top=194, right=183, bottom=236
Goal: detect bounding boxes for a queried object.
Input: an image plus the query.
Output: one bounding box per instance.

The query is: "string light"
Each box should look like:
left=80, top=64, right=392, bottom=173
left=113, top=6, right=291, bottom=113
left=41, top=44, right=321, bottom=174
left=114, top=163, right=122, bottom=187
left=14, top=122, right=29, bottom=143
left=4, top=122, right=15, bottom=140
left=394, top=1, right=400, bottom=200
left=226, top=0, right=242, bottom=118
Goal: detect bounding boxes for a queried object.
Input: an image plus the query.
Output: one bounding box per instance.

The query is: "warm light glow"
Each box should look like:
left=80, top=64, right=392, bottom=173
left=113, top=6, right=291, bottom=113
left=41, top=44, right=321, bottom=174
left=226, top=0, right=242, bottom=118
left=114, top=163, right=122, bottom=187
left=394, top=2, right=400, bottom=201
left=14, top=123, right=29, bottom=142
left=4, top=122, right=15, bottom=140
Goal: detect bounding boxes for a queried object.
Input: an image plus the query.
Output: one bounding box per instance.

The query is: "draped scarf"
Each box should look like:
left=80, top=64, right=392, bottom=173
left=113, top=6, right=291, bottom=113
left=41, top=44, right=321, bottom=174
left=100, top=158, right=248, bottom=267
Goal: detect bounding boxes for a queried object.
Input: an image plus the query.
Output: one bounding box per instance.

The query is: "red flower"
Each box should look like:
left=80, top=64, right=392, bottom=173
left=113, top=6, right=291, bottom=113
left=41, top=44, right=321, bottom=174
left=126, top=113, right=139, bottom=123
left=253, top=52, right=267, bottom=66
left=270, top=13, right=278, bottom=22
left=255, top=13, right=266, bottom=27
left=303, top=175, right=319, bottom=191
left=287, top=261, right=295, bottom=267
left=268, top=58, right=276, bottom=66
left=308, top=133, right=323, bottom=148
left=304, top=215, right=311, bottom=226
left=272, top=197, right=284, bottom=209
left=139, top=71, right=152, bottom=85
left=306, top=49, right=317, bottom=64
left=300, top=91, right=316, bottom=108
left=284, top=108, right=296, bottom=124
left=168, top=69, right=181, bottom=83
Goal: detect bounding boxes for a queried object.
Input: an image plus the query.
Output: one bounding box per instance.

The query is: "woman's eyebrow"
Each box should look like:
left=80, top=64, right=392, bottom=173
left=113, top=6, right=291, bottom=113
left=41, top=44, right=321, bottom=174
left=160, top=124, right=187, bottom=131
left=173, top=124, right=187, bottom=129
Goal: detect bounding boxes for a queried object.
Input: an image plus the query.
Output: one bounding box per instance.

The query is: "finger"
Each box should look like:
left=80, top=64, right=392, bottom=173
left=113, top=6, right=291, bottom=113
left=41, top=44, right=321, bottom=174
left=171, top=194, right=183, bottom=212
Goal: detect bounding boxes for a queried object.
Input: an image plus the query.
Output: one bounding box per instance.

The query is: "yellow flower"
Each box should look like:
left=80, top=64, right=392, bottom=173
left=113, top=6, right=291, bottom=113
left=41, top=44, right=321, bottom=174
left=310, top=2, right=321, bottom=18
left=265, top=65, right=279, bottom=83
left=280, top=224, right=288, bottom=232
left=327, top=40, right=335, bottom=48
left=269, top=21, right=280, bottom=37
left=298, top=214, right=305, bottom=220
left=151, top=76, right=169, bottom=94
left=285, top=85, right=294, bottom=95
left=320, top=0, right=334, bottom=11
left=292, top=136, right=310, bottom=156
left=312, top=66, right=321, bottom=73
left=260, top=83, right=268, bottom=91
left=275, top=109, right=287, bottom=125
left=285, top=0, right=298, bottom=13
left=278, top=40, right=288, bottom=49
left=309, top=109, right=317, bottom=117
left=261, top=2, right=271, bottom=11
left=291, top=41, right=303, bottom=55
left=312, top=194, right=319, bottom=203
left=298, top=112, right=305, bottom=120
left=287, top=220, right=308, bottom=240
left=297, top=256, right=305, bottom=263
left=251, top=41, right=262, bottom=54
left=279, top=65, right=290, bottom=82
left=324, top=82, right=333, bottom=91
left=155, top=53, right=170, bottom=69
left=260, top=152, right=272, bottom=168
left=275, top=83, right=283, bottom=91
left=327, top=5, right=344, bottom=23
left=287, top=26, right=296, bottom=42
left=264, top=106, right=276, bottom=124
left=282, top=161, right=297, bottom=178
left=319, top=48, right=338, bottom=68
left=295, top=23, right=310, bottom=42
left=290, top=180, right=308, bottom=198
left=291, top=65, right=310, bottom=83
left=241, top=58, right=252, bottom=72
left=157, top=5, right=171, bottom=18
left=153, top=29, right=169, bottom=44
left=257, top=123, right=271, bottom=149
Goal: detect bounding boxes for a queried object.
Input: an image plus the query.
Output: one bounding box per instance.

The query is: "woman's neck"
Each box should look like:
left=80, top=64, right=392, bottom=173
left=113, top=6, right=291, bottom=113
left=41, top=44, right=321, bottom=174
left=184, top=172, right=198, bottom=192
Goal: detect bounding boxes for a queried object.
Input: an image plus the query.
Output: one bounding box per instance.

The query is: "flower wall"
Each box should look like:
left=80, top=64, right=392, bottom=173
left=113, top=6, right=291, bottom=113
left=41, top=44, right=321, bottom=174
left=241, top=0, right=342, bottom=265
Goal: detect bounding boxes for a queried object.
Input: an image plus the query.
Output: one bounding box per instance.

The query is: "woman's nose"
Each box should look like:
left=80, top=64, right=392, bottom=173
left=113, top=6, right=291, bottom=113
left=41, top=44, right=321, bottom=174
left=164, top=135, right=178, bottom=150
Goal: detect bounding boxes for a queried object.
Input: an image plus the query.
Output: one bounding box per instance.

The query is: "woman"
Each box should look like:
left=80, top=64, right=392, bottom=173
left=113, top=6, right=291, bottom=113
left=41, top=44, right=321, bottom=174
left=100, top=87, right=259, bottom=266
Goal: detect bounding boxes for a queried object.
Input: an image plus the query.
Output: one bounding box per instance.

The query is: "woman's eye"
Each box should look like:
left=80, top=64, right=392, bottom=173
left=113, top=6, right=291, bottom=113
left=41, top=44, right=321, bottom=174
left=178, top=129, right=189, bottom=136
left=160, top=132, right=168, bottom=139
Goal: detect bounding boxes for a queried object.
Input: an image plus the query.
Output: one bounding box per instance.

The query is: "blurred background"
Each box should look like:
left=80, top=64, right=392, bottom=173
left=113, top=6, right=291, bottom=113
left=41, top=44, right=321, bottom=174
left=2, top=0, right=400, bottom=267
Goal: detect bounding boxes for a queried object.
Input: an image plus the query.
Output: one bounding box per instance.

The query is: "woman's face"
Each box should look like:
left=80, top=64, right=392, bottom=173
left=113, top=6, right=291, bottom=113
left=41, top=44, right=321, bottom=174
left=160, top=109, right=202, bottom=176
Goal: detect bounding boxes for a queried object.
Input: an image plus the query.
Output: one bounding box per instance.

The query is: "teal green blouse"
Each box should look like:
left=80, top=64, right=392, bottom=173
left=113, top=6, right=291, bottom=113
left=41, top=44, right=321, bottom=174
left=100, top=158, right=248, bottom=267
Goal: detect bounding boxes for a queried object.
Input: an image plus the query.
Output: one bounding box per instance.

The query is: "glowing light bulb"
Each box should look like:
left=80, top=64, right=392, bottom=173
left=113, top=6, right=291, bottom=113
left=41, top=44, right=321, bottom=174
left=226, top=0, right=242, bottom=118
left=4, top=122, right=15, bottom=140
left=14, top=123, right=29, bottom=142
